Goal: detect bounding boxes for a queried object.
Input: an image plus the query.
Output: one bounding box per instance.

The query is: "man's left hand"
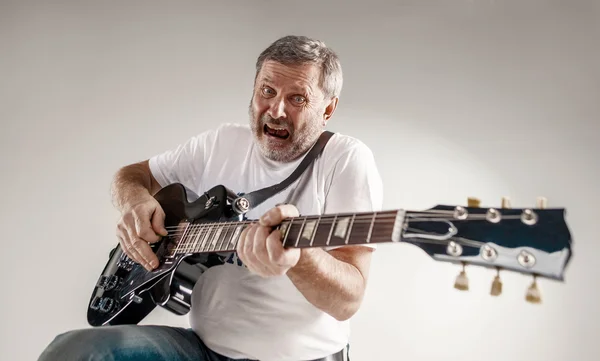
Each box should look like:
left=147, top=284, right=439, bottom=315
left=237, top=204, right=302, bottom=277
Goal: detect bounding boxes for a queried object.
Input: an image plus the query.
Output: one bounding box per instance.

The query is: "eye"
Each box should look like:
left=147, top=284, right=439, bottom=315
left=261, top=86, right=275, bottom=97
left=291, top=95, right=306, bottom=104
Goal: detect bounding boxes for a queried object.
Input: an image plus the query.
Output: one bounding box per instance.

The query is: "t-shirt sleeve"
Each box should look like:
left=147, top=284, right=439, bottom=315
left=148, top=127, right=216, bottom=193
left=323, top=140, right=384, bottom=250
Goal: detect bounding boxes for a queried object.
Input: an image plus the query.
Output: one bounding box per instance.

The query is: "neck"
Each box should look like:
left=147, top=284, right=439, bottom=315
left=168, top=210, right=404, bottom=256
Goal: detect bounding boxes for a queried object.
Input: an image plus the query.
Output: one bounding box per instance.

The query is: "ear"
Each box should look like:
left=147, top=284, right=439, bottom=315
left=322, top=97, right=339, bottom=125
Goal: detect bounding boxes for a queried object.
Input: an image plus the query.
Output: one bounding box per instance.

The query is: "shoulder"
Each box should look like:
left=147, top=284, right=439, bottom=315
left=209, top=122, right=253, bottom=146
left=322, top=132, right=377, bottom=169
left=198, top=122, right=251, bottom=141
left=319, top=131, right=383, bottom=214
left=178, top=122, right=252, bottom=153
left=214, top=122, right=252, bottom=136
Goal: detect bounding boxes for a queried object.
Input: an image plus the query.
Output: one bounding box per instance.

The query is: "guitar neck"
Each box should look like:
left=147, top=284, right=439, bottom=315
left=168, top=210, right=405, bottom=256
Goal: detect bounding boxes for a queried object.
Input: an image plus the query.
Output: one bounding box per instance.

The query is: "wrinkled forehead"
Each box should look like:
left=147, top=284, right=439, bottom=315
left=257, top=60, right=322, bottom=92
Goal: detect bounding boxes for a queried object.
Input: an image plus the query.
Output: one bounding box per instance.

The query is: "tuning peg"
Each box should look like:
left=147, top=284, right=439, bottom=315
left=490, top=268, right=502, bottom=296
left=536, top=197, right=547, bottom=209
left=454, top=262, right=469, bottom=291
left=467, top=197, right=480, bottom=208
left=501, top=196, right=511, bottom=209
left=525, top=275, right=542, bottom=304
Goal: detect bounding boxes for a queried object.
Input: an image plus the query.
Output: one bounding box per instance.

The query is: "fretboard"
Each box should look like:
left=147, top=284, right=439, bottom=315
left=168, top=210, right=404, bottom=256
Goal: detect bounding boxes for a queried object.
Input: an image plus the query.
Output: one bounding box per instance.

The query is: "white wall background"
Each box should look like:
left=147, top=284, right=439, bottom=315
left=1, top=0, right=598, bottom=360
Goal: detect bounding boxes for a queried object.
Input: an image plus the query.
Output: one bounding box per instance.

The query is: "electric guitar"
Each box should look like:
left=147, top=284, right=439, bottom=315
left=87, top=183, right=573, bottom=327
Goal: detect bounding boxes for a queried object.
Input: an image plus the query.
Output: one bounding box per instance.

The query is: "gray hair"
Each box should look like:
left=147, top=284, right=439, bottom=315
left=255, top=35, right=343, bottom=99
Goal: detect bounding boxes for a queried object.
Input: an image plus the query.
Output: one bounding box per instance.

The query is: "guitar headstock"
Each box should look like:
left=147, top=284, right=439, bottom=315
left=401, top=196, right=572, bottom=304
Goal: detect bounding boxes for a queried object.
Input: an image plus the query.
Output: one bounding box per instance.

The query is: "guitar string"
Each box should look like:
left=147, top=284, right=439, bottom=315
left=160, top=212, right=518, bottom=232
left=167, top=235, right=484, bottom=255
left=165, top=222, right=485, bottom=254
left=147, top=211, right=525, bottom=255
left=160, top=215, right=521, bottom=237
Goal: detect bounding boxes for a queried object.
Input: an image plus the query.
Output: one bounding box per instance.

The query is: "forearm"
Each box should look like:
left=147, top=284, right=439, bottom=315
left=110, top=162, right=155, bottom=211
left=286, top=247, right=367, bottom=321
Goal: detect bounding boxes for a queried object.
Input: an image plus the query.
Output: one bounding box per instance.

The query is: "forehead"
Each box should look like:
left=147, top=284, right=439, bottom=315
left=257, top=60, right=321, bottom=91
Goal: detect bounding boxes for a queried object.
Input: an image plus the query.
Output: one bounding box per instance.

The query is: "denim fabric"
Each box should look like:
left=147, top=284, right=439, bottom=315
left=37, top=325, right=254, bottom=361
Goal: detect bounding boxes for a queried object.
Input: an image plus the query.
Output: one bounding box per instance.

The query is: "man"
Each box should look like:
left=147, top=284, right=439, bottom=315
left=39, top=35, right=383, bottom=361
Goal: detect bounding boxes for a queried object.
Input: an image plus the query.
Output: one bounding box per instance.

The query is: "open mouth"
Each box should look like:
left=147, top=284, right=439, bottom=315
left=264, top=124, right=290, bottom=140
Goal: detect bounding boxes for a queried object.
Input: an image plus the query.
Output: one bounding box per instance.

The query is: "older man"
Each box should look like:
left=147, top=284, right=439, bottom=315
left=39, top=35, right=383, bottom=361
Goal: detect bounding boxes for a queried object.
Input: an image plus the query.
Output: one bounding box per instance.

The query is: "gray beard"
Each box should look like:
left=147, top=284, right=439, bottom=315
left=249, top=108, right=324, bottom=163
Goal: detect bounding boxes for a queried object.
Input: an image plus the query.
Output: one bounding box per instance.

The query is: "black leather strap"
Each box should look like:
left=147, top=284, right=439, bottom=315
left=232, top=131, right=334, bottom=215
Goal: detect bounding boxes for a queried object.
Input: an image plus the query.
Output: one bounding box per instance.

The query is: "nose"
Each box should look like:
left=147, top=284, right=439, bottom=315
left=267, top=96, right=287, bottom=120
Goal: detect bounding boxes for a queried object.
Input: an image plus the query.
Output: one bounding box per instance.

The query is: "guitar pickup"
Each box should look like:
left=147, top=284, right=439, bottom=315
left=96, top=275, right=121, bottom=291
left=90, top=296, right=117, bottom=313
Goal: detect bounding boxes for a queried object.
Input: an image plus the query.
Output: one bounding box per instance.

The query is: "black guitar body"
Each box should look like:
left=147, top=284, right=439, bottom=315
left=87, top=183, right=240, bottom=327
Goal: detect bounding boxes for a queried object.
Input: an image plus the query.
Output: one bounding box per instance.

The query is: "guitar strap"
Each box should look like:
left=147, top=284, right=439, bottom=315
left=231, top=130, right=335, bottom=215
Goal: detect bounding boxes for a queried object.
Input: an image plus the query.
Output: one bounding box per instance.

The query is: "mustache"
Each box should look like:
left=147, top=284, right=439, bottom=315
left=260, top=115, right=293, bottom=131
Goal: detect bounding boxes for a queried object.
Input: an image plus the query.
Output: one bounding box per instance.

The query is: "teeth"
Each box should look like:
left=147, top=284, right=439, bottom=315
left=267, top=125, right=287, bottom=131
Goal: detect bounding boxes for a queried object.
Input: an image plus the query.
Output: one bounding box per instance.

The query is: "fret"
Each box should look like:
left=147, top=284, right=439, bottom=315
left=309, top=216, right=321, bottom=246
left=216, top=222, right=231, bottom=251
left=228, top=225, right=244, bottom=250
left=198, top=225, right=213, bottom=252
left=359, top=210, right=399, bottom=244
left=326, top=215, right=337, bottom=246
left=311, top=215, right=335, bottom=247
left=171, top=221, right=191, bottom=255
left=183, top=224, right=201, bottom=253
left=344, top=214, right=356, bottom=245
left=367, top=212, right=377, bottom=243
left=283, top=219, right=303, bottom=247
left=280, top=219, right=292, bottom=247
left=295, top=217, right=307, bottom=247
left=346, top=213, right=372, bottom=245
left=297, top=217, right=318, bottom=247
left=192, top=224, right=206, bottom=251
left=209, top=226, right=223, bottom=252
left=334, top=216, right=351, bottom=239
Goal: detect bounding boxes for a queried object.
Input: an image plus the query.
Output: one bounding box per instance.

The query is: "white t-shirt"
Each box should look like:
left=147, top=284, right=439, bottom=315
left=149, top=123, right=383, bottom=361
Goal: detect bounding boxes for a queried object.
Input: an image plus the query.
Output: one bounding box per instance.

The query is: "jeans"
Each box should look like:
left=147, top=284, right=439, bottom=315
left=37, top=325, right=255, bottom=361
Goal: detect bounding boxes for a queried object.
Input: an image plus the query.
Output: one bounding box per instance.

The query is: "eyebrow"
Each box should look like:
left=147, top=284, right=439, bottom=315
left=260, top=77, right=309, bottom=94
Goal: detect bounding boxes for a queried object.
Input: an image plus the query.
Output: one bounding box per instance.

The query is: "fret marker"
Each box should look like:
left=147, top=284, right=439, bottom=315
left=210, top=227, right=223, bottom=251
left=230, top=225, right=243, bottom=249
left=334, top=217, right=350, bottom=239
left=302, top=220, right=317, bottom=242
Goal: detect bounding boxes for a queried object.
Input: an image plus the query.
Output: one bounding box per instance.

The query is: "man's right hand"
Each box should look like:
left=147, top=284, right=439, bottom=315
left=116, top=197, right=168, bottom=271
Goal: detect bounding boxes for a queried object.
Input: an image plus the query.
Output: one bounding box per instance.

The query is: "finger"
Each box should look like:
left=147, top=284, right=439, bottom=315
left=267, top=230, right=299, bottom=269
left=243, top=224, right=260, bottom=266
left=259, top=204, right=300, bottom=226
left=265, top=229, right=285, bottom=265
left=126, top=225, right=158, bottom=270
left=151, top=206, right=168, bottom=237
left=236, top=225, right=249, bottom=261
left=116, top=227, right=135, bottom=261
left=237, top=223, right=256, bottom=266
left=122, top=234, right=146, bottom=267
left=252, top=225, right=272, bottom=265
left=131, top=236, right=159, bottom=271
left=134, top=210, right=161, bottom=244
